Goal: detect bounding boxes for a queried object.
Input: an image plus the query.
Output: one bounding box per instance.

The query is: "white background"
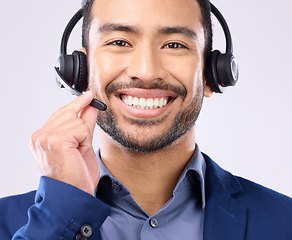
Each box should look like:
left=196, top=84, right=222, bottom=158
left=0, top=0, right=291, bottom=198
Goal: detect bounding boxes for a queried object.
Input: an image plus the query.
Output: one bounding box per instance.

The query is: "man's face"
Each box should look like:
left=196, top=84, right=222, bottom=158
left=87, top=0, right=208, bottom=152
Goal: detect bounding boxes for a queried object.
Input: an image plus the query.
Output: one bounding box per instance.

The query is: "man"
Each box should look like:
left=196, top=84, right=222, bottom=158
left=1, top=0, right=292, bottom=239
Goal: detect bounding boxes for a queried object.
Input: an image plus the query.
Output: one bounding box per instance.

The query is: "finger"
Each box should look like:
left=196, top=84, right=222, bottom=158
left=44, top=91, right=95, bottom=126
left=63, top=91, right=94, bottom=114
left=79, top=104, right=99, bottom=135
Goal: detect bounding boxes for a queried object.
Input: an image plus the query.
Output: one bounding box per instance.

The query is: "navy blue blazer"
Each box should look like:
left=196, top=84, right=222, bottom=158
left=1, top=154, right=292, bottom=239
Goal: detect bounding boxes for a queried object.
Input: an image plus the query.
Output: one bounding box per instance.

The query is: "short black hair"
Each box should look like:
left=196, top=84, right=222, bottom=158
left=81, top=0, right=212, bottom=56
left=81, top=0, right=95, bottom=52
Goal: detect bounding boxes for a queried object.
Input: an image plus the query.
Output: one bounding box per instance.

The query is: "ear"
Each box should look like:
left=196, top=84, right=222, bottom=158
left=78, top=48, right=87, bottom=55
left=204, top=77, right=213, bottom=98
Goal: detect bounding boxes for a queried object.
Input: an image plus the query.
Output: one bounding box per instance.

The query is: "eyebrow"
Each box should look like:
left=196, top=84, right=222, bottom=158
left=98, top=23, right=197, bottom=40
left=98, top=23, right=141, bottom=34
left=158, top=26, right=197, bottom=40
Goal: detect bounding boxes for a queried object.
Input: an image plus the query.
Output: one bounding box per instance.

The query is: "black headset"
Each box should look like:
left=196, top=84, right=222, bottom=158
left=54, top=9, right=107, bottom=111
left=205, top=4, right=239, bottom=93
left=55, top=3, right=238, bottom=111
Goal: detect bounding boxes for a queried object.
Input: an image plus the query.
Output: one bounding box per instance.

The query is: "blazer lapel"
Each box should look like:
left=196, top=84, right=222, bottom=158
left=202, top=154, right=247, bottom=240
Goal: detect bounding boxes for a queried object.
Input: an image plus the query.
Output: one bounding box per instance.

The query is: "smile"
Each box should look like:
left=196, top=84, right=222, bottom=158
left=114, top=88, right=178, bottom=118
left=121, top=95, right=169, bottom=109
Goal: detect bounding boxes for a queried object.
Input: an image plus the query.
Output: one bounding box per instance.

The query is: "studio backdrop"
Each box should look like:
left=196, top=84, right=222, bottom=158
left=0, top=0, right=291, bottom=197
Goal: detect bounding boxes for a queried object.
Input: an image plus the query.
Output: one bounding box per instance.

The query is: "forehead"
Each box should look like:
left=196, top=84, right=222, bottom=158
left=91, top=0, right=203, bottom=34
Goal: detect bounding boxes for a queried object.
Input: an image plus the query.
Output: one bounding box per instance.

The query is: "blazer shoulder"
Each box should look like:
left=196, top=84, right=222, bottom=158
left=236, top=176, right=292, bottom=208
left=203, top=152, right=292, bottom=207
left=235, top=177, right=292, bottom=238
left=203, top=153, right=292, bottom=238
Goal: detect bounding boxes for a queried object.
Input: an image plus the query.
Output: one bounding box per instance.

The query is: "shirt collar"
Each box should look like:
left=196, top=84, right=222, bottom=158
left=95, top=145, right=206, bottom=209
left=95, top=150, right=130, bottom=198
left=97, top=150, right=113, bottom=179
left=173, top=145, right=206, bottom=209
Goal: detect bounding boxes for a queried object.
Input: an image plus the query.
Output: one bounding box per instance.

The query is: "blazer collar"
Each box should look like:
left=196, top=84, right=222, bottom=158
left=202, top=153, right=247, bottom=240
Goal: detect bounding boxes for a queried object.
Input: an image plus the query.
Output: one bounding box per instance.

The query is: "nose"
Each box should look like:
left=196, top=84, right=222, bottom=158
left=126, top=44, right=167, bottom=83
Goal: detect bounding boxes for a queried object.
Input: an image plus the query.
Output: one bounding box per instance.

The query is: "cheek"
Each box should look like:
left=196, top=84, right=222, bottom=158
left=87, top=55, right=103, bottom=100
left=190, top=63, right=204, bottom=97
left=164, top=55, right=204, bottom=100
left=96, top=52, right=125, bottom=77
left=88, top=50, right=128, bottom=101
left=87, top=21, right=128, bottom=101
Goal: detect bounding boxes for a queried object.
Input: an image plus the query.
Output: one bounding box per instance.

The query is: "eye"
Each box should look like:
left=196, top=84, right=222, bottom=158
left=106, top=40, right=132, bottom=47
left=163, top=42, right=188, bottom=49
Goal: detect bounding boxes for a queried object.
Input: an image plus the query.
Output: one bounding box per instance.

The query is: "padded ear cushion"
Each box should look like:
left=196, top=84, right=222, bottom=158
left=58, top=54, right=74, bottom=86
left=205, top=50, right=223, bottom=93
left=72, top=50, right=88, bottom=92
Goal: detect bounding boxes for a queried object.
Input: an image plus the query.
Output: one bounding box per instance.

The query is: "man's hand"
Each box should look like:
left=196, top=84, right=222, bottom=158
left=30, top=91, right=100, bottom=195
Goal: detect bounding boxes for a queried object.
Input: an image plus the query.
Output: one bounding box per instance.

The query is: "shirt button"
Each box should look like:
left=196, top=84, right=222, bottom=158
left=75, top=233, right=86, bottom=240
left=80, top=224, right=93, bottom=238
left=149, top=218, right=159, bottom=228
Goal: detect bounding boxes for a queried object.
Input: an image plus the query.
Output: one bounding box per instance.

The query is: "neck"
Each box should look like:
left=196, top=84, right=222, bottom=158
left=98, top=127, right=196, bottom=216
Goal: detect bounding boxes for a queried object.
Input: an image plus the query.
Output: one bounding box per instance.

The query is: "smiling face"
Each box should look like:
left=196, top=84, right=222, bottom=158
left=86, top=0, right=209, bottom=152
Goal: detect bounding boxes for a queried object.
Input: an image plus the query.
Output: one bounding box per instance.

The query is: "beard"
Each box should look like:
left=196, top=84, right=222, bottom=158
left=96, top=80, right=204, bottom=153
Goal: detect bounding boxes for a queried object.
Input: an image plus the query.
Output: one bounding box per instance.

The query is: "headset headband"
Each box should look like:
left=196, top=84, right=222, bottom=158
left=60, top=3, right=234, bottom=56
left=210, top=4, right=233, bottom=53
left=60, top=9, right=83, bottom=55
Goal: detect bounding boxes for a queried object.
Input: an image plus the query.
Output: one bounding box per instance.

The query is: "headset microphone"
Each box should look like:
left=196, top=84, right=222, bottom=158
left=55, top=65, right=106, bottom=110
left=54, top=9, right=107, bottom=111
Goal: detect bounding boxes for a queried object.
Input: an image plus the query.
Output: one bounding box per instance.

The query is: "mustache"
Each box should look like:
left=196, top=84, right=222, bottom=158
left=105, top=79, right=187, bottom=100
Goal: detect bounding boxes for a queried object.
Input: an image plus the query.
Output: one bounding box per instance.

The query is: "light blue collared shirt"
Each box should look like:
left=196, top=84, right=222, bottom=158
left=95, top=145, right=206, bottom=240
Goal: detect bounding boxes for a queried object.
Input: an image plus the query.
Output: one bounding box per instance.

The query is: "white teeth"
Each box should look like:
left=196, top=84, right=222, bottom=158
left=139, top=98, right=147, bottom=109
left=122, top=95, right=169, bottom=109
left=133, top=97, right=139, bottom=106
left=159, top=98, right=164, bottom=108
left=146, top=98, right=154, bottom=109
left=153, top=98, right=159, bottom=108
left=128, top=95, right=133, bottom=105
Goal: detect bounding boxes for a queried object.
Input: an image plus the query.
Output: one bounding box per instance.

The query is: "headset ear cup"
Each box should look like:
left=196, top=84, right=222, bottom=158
left=217, top=52, right=238, bottom=87
left=205, top=50, right=223, bottom=93
left=58, top=54, right=74, bottom=86
left=72, top=51, right=88, bottom=92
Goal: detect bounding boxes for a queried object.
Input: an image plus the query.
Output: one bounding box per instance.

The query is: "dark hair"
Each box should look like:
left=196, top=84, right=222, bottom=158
left=81, top=0, right=212, bottom=56
left=196, top=0, right=213, bottom=56
left=81, top=0, right=95, bottom=52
